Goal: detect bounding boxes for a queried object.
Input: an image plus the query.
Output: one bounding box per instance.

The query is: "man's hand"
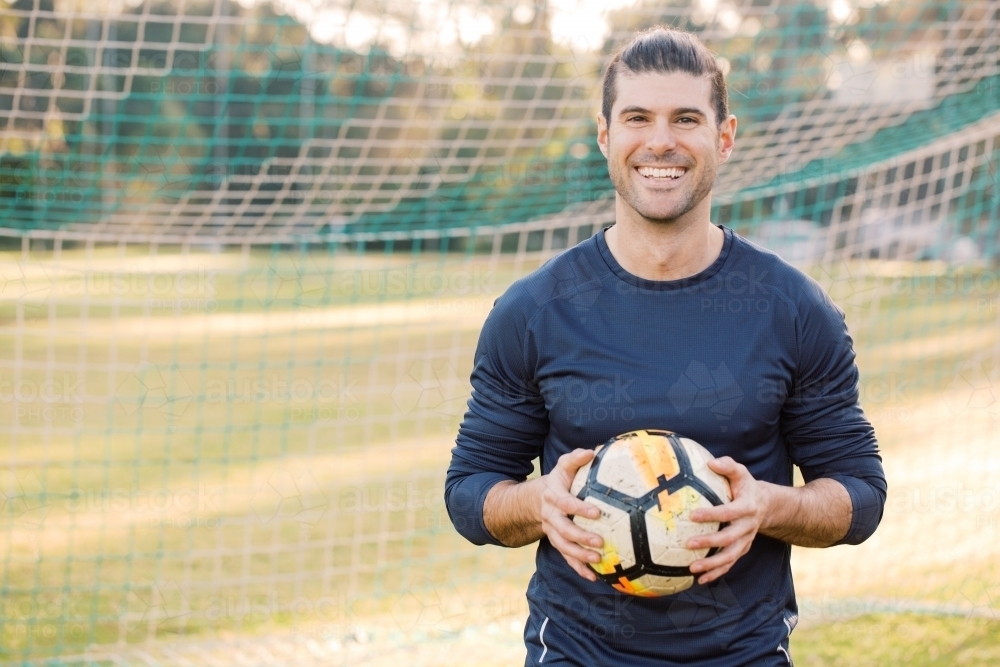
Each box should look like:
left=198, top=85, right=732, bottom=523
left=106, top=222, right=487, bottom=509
left=686, top=456, right=854, bottom=585
left=482, top=448, right=605, bottom=582
left=539, top=449, right=605, bottom=582
left=685, top=456, right=769, bottom=585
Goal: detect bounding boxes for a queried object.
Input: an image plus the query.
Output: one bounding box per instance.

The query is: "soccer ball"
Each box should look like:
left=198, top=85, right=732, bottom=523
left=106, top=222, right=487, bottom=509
left=570, top=429, right=733, bottom=597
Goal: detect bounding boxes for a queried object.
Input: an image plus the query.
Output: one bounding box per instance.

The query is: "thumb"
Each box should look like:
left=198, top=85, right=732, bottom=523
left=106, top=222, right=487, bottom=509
left=565, top=447, right=596, bottom=467
left=707, top=456, right=737, bottom=475
left=555, top=448, right=596, bottom=478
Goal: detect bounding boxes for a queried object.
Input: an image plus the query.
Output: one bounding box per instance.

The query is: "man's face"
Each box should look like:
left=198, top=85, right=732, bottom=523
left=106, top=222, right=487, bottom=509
left=597, top=70, right=736, bottom=224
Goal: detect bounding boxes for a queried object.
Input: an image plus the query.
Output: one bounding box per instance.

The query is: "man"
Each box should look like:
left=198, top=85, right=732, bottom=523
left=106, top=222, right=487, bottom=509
left=445, top=26, right=886, bottom=666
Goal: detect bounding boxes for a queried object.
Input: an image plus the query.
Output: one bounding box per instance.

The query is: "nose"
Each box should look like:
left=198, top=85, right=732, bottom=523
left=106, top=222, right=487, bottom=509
left=645, top=118, right=677, bottom=155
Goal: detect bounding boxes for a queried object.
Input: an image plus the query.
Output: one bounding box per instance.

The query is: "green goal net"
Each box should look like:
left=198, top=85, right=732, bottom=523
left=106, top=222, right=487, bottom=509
left=1, top=0, right=998, bottom=664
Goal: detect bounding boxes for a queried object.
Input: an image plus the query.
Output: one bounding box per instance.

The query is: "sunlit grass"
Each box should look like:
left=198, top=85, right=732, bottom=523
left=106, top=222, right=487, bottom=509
left=793, top=614, right=1000, bottom=666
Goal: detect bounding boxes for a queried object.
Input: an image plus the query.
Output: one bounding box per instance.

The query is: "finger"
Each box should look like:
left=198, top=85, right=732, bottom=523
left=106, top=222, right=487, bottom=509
left=552, top=493, right=601, bottom=520
left=546, top=512, right=604, bottom=550
left=548, top=531, right=603, bottom=573
left=692, top=543, right=752, bottom=585
left=562, top=553, right=599, bottom=582
left=686, top=521, right=750, bottom=550
left=556, top=448, right=596, bottom=475
left=539, top=493, right=600, bottom=524
left=693, top=563, right=732, bottom=585
left=706, top=455, right=735, bottom=470
left=689, top=538, right=752, bottom=579
left=689, top=550, right=736, bottom=577
left=689, top=500, right=752, bottom=524
left=706, top=456, right=747, bottom=480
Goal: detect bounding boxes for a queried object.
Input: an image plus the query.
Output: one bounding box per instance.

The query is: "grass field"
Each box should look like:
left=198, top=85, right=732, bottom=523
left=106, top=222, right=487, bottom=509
left=1, top=244, right=998, bottom=664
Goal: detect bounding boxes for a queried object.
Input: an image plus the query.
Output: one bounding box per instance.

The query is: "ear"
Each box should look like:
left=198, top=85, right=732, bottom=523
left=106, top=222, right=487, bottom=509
left=717, top=114, right=737, bottom=163
left=597, top=113, right=609, bottom=158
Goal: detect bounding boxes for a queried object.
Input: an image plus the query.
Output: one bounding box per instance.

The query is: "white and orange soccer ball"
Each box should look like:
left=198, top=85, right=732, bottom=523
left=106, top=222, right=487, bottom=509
left=570, top=429, right=733, bottom=597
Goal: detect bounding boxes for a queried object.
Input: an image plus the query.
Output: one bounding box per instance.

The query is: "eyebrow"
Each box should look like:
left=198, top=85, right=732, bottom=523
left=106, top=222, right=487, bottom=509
left=617, top=105, right=708, bottom=119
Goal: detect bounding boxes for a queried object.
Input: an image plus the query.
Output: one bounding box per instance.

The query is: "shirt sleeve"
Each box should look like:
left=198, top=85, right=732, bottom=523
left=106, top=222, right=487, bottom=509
left=444, top=291, right=549, bottom=546
left=781, top=282, right=887, bottom=546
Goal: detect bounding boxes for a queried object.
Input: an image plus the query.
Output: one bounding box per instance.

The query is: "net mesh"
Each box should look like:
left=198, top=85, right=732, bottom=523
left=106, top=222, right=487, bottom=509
left=1, top=0, right=999, bottom=663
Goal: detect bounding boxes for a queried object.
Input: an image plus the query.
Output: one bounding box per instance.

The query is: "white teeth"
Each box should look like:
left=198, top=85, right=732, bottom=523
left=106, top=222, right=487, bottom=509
left=637, top=166, right=686, bottom=179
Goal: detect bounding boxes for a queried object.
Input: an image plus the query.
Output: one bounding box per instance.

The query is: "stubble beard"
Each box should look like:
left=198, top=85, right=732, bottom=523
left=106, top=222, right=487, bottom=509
left=608, top=149, right=719, bottom=225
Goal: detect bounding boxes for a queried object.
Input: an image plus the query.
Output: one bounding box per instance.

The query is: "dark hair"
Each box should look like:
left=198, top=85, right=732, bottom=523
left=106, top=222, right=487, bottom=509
left=602, top=26, right=728, bottom=127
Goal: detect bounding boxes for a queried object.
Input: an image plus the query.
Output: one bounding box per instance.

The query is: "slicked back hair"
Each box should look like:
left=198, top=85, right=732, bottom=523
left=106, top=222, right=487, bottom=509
left=602, top=26, right=728, bottom=128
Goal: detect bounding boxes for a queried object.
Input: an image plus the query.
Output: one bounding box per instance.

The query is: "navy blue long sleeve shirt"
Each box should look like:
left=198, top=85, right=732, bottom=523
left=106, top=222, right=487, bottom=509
left=446, top=226, right=886, bottom=666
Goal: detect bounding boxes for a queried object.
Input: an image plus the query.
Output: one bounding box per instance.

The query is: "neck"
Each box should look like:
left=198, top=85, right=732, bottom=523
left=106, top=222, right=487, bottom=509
left=604, top=197, right=724, bottom=281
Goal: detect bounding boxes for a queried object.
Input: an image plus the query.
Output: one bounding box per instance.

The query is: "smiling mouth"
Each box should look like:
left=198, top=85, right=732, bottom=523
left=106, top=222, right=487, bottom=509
left=636, top=166, right=687, bottom=180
